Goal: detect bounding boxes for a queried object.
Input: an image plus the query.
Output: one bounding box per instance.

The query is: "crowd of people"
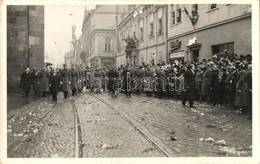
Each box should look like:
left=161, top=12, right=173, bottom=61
left=20, top=53, right=252, bottom=118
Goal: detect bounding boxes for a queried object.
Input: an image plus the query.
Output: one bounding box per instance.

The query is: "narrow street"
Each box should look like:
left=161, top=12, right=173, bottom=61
left=7, top=91, right=252, bottom=158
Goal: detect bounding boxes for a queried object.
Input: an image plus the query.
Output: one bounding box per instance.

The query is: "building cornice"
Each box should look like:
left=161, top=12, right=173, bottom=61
left=167, top=12, right=251, bottom=41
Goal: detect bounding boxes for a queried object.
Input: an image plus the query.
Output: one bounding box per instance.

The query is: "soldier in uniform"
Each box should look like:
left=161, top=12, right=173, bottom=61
left=60, top=64, right=71, bottom=98
left=107, top=65, right=119, bottom=97
left=143, top=65, right=154, bottom=97
left=101, top=66, right=108, bottom=91
left=70, top=65, right=79, bottom=96
left=20, top=67, right=32, bottom=97
left=40, top=66, right=50, bottom=97
left=94, top=69, right=102, bottom=94
left=156, top=66, right=167, bottom=98
left=122, top=65, right=132, bottom=98
left=89, top=67, right=95, bottom=93
left=85, top=67, right=91, bottom=90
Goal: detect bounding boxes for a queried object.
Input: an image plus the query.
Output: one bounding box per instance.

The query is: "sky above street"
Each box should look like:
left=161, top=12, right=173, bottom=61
left=44, top=5, right=95, bottom=67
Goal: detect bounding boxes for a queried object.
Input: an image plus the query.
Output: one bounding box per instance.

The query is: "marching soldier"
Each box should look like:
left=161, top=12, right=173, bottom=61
left=70, top=65, right=79, bottom=96
left=94, top=69, right=102, bottom=94
left=40, top=66, right=50, bottom=97
left=107, top=65, right=119, bottom=97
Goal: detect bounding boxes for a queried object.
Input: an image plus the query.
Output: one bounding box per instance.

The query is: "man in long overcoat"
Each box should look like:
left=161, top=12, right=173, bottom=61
left=122, top=65, right=132, bottom=98
left=20, top=67, right=32, bottom=97
left=40, top=66, right=50, bottom=97
left=235, top=63, right=250, bottom=114
left=182, top=64, right=196, bottom=108
left=60, top=64, right=71, bottom=98
left=70, top=66, right=79, bottom=96
left=155, top=67, right=167, bottom=98
left=143, top=66, right=154, bottom=97
left=49, top=69, right=61, bottom=103
left=107, top=66, right=119, bottom=97
left=31, top=67, right=41, bottom=96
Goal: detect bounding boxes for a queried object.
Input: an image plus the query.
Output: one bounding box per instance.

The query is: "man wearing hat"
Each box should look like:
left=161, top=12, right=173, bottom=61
left=60, top=64, right=71, bottom=98
left=49, top=69, right=61, bottom=104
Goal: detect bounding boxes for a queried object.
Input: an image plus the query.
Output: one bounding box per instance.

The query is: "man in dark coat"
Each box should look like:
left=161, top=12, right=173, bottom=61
left=122, top=65, right=132, bottom=98
left=155, top=67, right=167, bottom=98
left=182, top=64, right=196, bottom=108
left=107, top=66, right=119, bottom=97
left=70, top=66, right=79, bottom=96
left=49, top=70, right=61, bottom=103
left=60, top=64, right=71, bottom=98
left=20, top=67, right=32, bottom=97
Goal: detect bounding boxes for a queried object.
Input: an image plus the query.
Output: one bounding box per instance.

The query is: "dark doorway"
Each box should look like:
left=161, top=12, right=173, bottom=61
left=192, top=50, right=199, bottom=62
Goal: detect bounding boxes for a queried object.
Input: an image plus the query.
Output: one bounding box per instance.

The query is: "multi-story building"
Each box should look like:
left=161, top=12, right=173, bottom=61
left=167, top=4, right=252, bottom=63
left=7, top=5, right=44, bottom=87
left=64, top=50, right=74, bottom=68
left=117, top=5, right=168, bottom=67
left=81, top=5, right=127, bottom=69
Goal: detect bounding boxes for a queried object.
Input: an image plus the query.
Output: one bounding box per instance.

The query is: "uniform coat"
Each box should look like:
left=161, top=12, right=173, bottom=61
left=143, top=70, right=154, bottom=92
left=155, top=70, right=167, bottom=95
left=70, top=68, right=79, bottom=91
left=235, top=70, right=250, bottom=107
left=60, top=68, right=71, bottom=92
left=40, top=68, right=50, bottom=92
left=31, top=71, right=40, bottom=93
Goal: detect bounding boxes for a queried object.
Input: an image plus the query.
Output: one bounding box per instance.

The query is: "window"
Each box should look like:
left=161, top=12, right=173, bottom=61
left=140, top=27, right=144, bottom=40
left=212, top=42, right=234, bottom=55
left=104, top=38, right=111, bottom=52
left=171, top=5, right=175, bottom=25
left=158, top=19, right=163, bottom=35
left=176, top=5, right=181, bottom=23
left=150, top=23, right=154, bottom=36
left=210, top=4, right=217, bottom=10
left=171, top=4, right=181, bottom=25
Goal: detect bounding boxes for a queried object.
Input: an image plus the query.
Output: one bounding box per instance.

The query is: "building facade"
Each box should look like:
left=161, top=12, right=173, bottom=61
left=81, top=5, right=127, bottom=69
left=167, top=4, right=252, bottom=63
left=7, top=5, right=44, bottom=87
left=117, top=5, right=168, bottom=67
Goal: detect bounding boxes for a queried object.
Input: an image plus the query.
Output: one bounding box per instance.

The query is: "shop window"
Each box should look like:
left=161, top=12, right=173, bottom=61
left=212, top=42, right=234, bottom=55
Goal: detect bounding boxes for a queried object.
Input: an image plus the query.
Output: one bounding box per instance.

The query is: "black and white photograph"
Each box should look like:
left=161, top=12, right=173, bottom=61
left=1, top=1, right=260, bottom=163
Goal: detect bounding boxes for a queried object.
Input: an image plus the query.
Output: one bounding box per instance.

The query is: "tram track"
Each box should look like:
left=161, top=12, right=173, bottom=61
left=86, top=92, right=171, bottom=157
left=70, top=98, right=83, bottom=158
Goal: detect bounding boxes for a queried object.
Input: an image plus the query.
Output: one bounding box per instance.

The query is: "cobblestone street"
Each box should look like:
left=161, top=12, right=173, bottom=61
left=7, top=91, right=252, bottom=158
